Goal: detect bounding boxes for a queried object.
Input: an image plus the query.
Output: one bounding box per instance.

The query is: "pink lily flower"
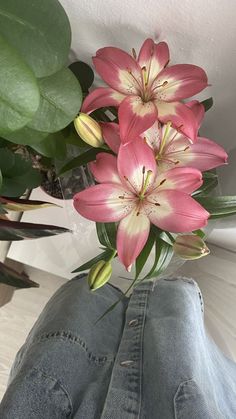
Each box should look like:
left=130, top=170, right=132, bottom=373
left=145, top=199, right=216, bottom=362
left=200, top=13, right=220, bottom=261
left=73, top=139, right=209, bottom=270
left=142, top=100, right=228, bottom=172
left=82, top=38, right=208, bottom=142
left=100, top=105, right=228, bottom=173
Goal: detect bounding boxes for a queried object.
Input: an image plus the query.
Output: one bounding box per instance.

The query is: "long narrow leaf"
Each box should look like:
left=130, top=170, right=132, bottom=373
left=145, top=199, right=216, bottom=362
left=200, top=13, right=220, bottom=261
left=72, top=249, right=114, bottom=273
left=193, top=177, right=218, bottom=196
left=95, top=276, right=139, bottom=324
left=196, top=196, right=236, bottom=218
left=143, top=237, right=173, bottom=280
left=135, top=228, right=156, bottom=280
left=96, top=222, right=117, bottom=249
left=0, top=219, right=70, bottom=241
left=0, top=197, right=58, bottom=212
left=201, top=97, right=213, bottom=112
left=0, top=262, right=39, bottom=288
left=58, top=148, right=106, bottom=175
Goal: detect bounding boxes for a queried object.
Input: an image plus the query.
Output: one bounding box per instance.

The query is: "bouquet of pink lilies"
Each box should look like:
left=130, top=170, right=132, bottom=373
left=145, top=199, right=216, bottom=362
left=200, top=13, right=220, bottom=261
left=68, top=38, right=235, bottom=292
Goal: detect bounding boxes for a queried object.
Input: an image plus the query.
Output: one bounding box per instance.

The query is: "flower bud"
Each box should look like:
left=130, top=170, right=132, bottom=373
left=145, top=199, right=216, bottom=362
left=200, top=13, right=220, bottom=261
left=173, top=234, right=210, bottom=260
left=74, top=113, right=104, bottom=147
left=88, top=260, right=112, bottom=291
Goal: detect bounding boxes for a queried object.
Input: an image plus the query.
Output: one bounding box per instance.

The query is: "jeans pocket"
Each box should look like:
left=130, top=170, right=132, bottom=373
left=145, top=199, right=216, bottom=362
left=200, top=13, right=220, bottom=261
left=174, top=379, right=224, bottom=419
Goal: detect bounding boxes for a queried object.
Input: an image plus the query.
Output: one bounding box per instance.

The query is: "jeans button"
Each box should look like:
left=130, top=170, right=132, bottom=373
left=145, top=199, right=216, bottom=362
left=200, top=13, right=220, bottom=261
left=128, top=319, right=139, bottom=327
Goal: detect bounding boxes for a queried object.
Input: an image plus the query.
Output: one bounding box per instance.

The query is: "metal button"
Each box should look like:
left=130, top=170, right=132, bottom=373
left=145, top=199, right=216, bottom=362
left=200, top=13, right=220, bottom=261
left=128, top=319, right=139, bottom=327
left=120, top=360, right=134, bottom=367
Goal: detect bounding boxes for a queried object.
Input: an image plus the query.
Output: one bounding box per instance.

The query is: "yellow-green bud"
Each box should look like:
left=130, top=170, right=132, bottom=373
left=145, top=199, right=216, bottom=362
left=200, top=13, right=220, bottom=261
left=74, top=113, right=104, bottom=147
left=88, top=260, right=112, bottom=291
left=173, top=234, right=210, bottom=260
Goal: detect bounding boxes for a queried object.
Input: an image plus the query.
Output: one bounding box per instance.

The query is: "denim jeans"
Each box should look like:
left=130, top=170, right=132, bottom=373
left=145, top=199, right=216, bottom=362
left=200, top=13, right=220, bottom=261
left=0, top=276, right=236, bottom=418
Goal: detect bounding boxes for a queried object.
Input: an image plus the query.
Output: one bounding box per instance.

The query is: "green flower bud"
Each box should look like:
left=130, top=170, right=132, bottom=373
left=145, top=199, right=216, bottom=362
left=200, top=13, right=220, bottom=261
left=173, top=234, right=210, bottom=260
left=74, top=113, right=104, bottom=147
left=88, top=260, right=112, bottom=291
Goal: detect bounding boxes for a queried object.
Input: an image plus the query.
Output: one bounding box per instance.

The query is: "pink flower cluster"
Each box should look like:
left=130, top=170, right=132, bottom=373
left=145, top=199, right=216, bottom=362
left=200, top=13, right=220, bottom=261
left=74, top=38, right=227, bottom=270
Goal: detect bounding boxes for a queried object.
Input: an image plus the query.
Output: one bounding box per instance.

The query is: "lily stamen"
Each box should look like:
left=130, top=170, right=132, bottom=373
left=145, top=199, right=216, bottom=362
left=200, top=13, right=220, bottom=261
left=158, top=121, right=172, bottom=155
left=132, top=48, right=137, bottom=60
left=139, top=170, right=153, bottom=198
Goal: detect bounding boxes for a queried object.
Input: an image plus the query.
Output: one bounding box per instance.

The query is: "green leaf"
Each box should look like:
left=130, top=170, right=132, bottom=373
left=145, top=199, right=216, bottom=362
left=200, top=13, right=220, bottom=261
left=96, top=222, right=117, bottom=249
left=0, top=35, right=40, bottom=136
left=135, top=228, right=156, bottom=280
left=0, top=154, right=41, bottom=197
left=31, top=132, right=67, bottom=159
left=0, top=148, right=15, bottom=174
left=143, top=237, right=173, bottom=280
left=0, top=169, right=2, bottom=190
left=27, top=68, right=82, bottom=133
left=3, top=126, right=48, bottom=145
left=0, top=219, right=69, bottom=241
left=202, top=171, right=218, bottom=179
left=0, top=0, right=71, bottom=77
left=69, top=61, right=94, bottom=93
left=58, top=148, right=106, bottom=175
left=0, top=261, right=39, bottom=288
left=0, top=137, right=9, bottom=147
left=94, top=275, right=139, bottom=324
left=201, top=97, right=213, bottom=112
left=196, top=196, right=236, bottom=218
left=193, top=176, right=218, bottom=196
left=159, top=231, right=175, bottom=245
left=72, top=249, right=115, bottom=273
left=193, top=229, right=206, bottom=239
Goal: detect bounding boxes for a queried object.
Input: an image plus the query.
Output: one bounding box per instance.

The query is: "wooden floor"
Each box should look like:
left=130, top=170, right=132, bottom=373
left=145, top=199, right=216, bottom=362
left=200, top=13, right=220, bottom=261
left=0, top=266, right=66, bottom=400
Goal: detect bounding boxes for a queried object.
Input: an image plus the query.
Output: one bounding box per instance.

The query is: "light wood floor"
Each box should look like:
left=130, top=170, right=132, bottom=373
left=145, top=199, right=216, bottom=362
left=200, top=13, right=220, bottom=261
left=0, top=267, right=66, bottom=400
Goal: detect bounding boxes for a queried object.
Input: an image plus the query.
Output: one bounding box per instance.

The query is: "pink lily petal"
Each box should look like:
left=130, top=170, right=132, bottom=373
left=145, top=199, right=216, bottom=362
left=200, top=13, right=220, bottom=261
left=153, top=167, right=203, bottom=194
left=73, top=184, right=135, bottom=222
left=186, top=100, right=205, bottom=129
left=144, top=190, right=209, bottom=232
left=93, top=47, right=142, bottom=95
left=118, top=138, right=157, bottom=193
left=119, top=95, right=157, bottom=142
left=89, top=153, right=121, bottom=184
left=81, top=87, right=125, bottom=114
left=141, top=121, right=162, bottom=154
left=154, top=64, right=208, bottom=101
left=138, top=39, right=169, bottom=86
left=155, top=100, right=198, bottom=141
left=117, top=209, right=150, bottom=270
left=173, top=136, right=228, bottom=171
left=101, top=122, right=121, bottom=154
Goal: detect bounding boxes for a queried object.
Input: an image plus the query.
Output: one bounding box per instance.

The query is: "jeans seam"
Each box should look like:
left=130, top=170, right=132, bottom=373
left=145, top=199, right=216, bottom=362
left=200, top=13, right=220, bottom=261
left=31, top=330, right=115, bottom=364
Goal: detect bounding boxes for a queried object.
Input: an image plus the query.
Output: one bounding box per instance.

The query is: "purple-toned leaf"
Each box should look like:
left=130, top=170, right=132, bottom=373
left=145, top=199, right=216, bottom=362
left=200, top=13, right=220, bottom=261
left=0, top=262, right=39, bottom=288
left=0, top=196, right=59, bottom=212
left=0, top=219, right=70, bottom=241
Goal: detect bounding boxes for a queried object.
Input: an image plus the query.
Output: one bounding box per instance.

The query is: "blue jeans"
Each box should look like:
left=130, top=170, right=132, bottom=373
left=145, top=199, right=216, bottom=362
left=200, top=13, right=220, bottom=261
left=0, top=276, right=236, bottom=418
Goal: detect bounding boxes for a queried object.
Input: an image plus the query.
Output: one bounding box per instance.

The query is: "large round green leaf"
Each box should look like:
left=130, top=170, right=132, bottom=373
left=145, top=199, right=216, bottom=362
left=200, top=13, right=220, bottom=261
left=31, top=132, right=67, bottom=160
left=3, top=126, right=48, bottom=145
left=28, top=68, right=82, bottom=133
left=0, top=35, right=40, bottom=135
left=0, top=153, right=42, bottom=197
left=69, top=61, right=94, bottom=93
left=0, top=0, right=71, bottom=77
left=0, top=148, right=15, bottom=174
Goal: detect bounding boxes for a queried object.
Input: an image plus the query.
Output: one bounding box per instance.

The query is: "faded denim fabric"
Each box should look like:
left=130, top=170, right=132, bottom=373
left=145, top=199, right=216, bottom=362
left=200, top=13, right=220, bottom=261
left=0, top=276, right=236, bottom=418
